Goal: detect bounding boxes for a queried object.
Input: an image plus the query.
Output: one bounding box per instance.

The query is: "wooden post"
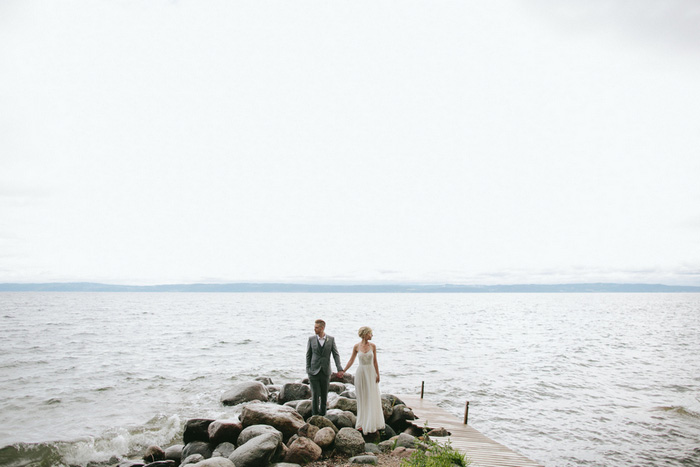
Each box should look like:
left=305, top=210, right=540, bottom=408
left=464, top=401, right=469, bottom=424
left=420, top=381, right=424, bottom=399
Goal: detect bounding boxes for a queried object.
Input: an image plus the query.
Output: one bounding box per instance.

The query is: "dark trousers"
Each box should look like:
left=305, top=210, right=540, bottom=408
left=309, top=372, right=330, bottom=416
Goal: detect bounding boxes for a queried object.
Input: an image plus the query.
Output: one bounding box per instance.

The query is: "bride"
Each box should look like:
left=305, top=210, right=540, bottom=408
left=342, top=326, right=385, bottom=434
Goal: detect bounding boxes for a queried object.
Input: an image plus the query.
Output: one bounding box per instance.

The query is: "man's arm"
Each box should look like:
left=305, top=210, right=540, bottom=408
left=331, top=337, right=343, bottom=373
left=306, top=337, right=313, bottom=374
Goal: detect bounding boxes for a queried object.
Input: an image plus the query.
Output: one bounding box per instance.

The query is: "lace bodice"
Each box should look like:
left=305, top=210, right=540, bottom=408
left=358, top=350, right=373, bottom=366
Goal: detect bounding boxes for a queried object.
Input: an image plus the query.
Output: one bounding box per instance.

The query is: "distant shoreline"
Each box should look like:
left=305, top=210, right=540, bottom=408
left=1, top=282, right=699, bottom=293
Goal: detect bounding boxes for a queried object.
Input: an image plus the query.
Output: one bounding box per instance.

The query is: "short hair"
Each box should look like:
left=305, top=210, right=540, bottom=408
left=358, top=326, right=372, bottom=338
left=315, top=319, right=326, bottom=328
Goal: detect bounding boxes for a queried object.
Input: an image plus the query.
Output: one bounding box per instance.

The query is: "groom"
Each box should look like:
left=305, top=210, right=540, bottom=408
left=306, top=319, right=344, bottom=416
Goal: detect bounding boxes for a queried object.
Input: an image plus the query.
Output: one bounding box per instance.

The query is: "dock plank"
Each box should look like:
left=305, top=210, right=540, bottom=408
left=398, top=395, right=543, bottom=467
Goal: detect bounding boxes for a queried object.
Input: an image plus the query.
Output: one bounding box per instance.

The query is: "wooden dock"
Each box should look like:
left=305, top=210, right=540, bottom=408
left=398, top=395, right=543, bottom=467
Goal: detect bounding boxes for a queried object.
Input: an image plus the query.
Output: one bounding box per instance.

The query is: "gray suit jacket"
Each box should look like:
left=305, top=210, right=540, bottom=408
left=306, top=335, right=342, bottom=376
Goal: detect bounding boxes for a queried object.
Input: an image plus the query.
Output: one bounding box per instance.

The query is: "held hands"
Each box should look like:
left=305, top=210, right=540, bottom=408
left=337, top=371, right=345, bottom=378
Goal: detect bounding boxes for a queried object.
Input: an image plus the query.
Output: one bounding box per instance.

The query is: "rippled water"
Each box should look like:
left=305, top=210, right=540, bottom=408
left=1, top=292, right=699, bottom=466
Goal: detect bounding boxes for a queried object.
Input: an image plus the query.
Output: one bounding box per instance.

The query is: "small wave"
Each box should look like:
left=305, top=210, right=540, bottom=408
left=655, top=406, right=700, bottom=419
left=43, top=398, right=61, bottom=405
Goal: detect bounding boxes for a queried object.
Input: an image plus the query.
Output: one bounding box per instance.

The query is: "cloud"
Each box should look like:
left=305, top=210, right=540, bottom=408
left=528, top=0, right=700, bottom=52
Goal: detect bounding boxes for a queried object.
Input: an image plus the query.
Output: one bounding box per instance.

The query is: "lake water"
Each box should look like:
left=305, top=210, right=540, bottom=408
left=1, top=292, right=699, bottom=467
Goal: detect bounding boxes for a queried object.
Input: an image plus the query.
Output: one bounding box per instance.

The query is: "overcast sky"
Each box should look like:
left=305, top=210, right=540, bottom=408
left=1, top=1, right=699, bottom=286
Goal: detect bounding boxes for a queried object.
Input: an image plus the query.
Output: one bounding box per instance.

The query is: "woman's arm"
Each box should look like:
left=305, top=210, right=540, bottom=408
left=343, top=344, right=358, bottom=373
left=372, top=343, right=380, bottom=383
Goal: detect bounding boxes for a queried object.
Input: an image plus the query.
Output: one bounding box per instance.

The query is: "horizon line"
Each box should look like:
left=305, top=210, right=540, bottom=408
left=1, top=281, right=699, bottom=293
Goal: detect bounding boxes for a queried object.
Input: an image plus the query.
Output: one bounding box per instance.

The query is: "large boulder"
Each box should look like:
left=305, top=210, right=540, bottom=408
left=164, top=445, right=183, bottom=464
left=387, top=405, right=415, bottom=432
left=284, top=437, right=322, bottom=464
left=228, top=433, right=281, bottom=467
left=182, top=441, right=212, bottom=460
left=144, top=445, right=165, bottom=463
left=330, top=373, right=354, bottom=384
left=313, top=427, right=335, bottom=449
left=221, top=382, right=269, bottom=406
left=212, top=442, right=236, bottom=458
left=191, top=459, right=236, bottom=467
left=241, top=403, right=305, bottom=440
left=209, top=419, right=243, bottom=446
left=278, top=383, right=311, bottom=404
left=325, top=409, right=356, bottom=429
left=306, top=415, right=338, bottom=433
left=181, top=454, right=205, bottom=466
left=295, top=400, right=312, bottom=420
left=328, top=383, right=346, bottom=394
left=334, top=427, right=365, bottom=456
left=297, top=423, right=319, bottom=439
left=238, top=425, right=283, bottom=446
left=394, top=433, right=417, bottom=449
left=184, top=419, right=215, bottom=444
left=332, top=397, right=357, bottom=414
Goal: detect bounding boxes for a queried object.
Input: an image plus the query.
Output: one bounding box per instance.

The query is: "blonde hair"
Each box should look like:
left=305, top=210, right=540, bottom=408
left=358, top=326, right=373, bottom=339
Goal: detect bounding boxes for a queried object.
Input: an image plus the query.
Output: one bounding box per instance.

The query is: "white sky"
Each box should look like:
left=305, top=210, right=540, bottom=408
left=1, top=1, right=699, bottom=286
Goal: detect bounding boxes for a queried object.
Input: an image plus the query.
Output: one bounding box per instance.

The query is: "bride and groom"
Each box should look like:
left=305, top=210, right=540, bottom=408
left=306, top=319, right=385, bottom=434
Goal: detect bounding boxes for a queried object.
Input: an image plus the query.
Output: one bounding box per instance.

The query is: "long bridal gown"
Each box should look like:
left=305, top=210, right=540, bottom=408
left=354, top=350, right=385, bottom=433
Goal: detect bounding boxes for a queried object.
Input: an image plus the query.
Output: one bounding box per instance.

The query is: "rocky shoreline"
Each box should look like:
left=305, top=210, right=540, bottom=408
left=116, top=375, right=449, bottom=467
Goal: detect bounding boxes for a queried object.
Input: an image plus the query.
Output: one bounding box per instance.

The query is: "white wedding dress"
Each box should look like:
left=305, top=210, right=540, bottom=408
left=354, top=350, right=385, bottom=433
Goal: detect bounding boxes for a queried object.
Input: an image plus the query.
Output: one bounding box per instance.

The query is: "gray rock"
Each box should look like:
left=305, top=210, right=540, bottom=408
left=117, top=461, right=144, bottom=467
left=278, top=383, right=311, bottom=404
left=182, top=441, right=212, bottom=460
left=427, top=427, right=450, bottom=437
left=286, top=434, right=299, bottom=447
left=382, top=394, right=406, bottom=407
left=387, top=405, right=415, bottom=432
left=326, top=392, right=340, bottom=408
left=325, top=409, right=356, bottom=429
left=164, top=445, right=183, bottom=464
left=334, top=427, right=365, bottom=456
left=340, top=390, right=356, bottom=399
left=328, top=382, right=346, bottom=394
left=402, top=425, right=424, bottom=437
left=394, top=433, right=417, bottom=449
left=144, top=461, right=176, bottom=467
left=270, top=463, right=302, bottom=467
left=380, top=425, right=396, bottom=441
left=349, top=455, right=378, bottom=464
left=377, top=440, right=394, bottom=453
left=229, top=433, right=281, bottom=467
left=184, top=419, right=215, bottom=444
left=191, top=459, right=236, bottom=467
left=284, top=400, right=301, bottom=409
left=212, top=442, right=236, bottom=458
left=238, top=424, right=283, bottom=446
left=209, top=419, right=243, bottom=446
left=295, top=400, right=312, bottom=420
left=144, top=446, right=165, bottom=463
left=241, top=404, right=304, bottom=440
left=284, top=437, right=322, bottom=464
left=380, top=397, right=394, bottom=419
left=306, top=415, right=338, bottom=433
left=313, top=427, right=335, bottom=449
left=181, top=454, right=205, bottom=466
left=255, top=377, right=274, bottom=386
left=333, top=397, right=357, bottom=414
left=364, top=443, right=381, bottom=454
left=297, top=423, right=319, bottom=439
left=221, top=382, right=269, bottom=406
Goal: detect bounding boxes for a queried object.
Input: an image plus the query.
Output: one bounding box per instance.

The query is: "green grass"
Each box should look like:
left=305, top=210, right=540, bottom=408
left=400, top=435, right=471, bottom=467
